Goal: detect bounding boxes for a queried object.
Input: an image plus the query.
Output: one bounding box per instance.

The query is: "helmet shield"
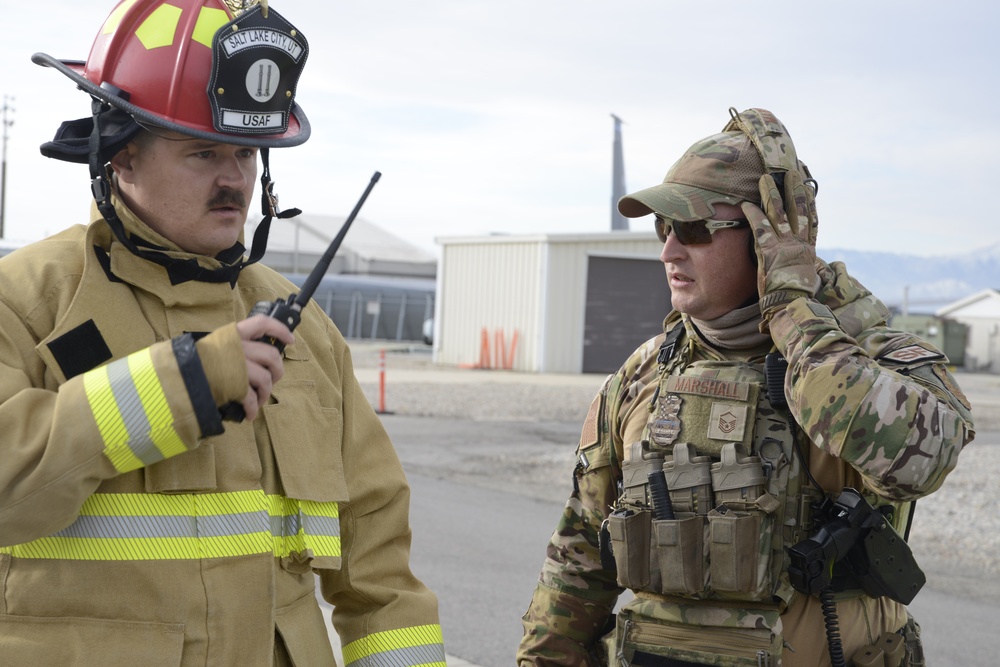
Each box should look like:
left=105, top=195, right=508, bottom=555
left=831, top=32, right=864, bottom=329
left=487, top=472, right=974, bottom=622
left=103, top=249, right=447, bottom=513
left=207, top=4, right=308, bottom=136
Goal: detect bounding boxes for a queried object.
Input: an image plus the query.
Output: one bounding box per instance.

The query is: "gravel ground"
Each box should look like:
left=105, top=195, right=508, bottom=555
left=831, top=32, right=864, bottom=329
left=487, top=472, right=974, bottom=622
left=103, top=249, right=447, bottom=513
left=351, top=343, right=1000, bottom=600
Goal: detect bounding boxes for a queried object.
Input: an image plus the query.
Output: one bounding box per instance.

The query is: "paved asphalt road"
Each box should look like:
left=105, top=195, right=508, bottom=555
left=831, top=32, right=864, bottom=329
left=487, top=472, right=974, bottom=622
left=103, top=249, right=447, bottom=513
left=382, top=415, right=996, bottom=667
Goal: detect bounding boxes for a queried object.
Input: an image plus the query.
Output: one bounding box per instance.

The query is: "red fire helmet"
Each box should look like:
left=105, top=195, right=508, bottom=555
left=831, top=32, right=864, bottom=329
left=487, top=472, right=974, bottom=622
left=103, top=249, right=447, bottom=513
left=33, top=0, right=310, bottom=148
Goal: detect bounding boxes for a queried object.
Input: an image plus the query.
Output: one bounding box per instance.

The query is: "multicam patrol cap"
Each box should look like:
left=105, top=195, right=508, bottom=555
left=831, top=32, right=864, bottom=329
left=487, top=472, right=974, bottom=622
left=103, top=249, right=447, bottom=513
left=617, top=126, right=765, bottom=221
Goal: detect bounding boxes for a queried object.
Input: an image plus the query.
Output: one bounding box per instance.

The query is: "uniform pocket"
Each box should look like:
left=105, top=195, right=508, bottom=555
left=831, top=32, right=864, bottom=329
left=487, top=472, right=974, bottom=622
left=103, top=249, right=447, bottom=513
left=613, top=601, right=782, bottom=667
left=653, top=513, right=707, bottom=596
left=705, top=443, right=776, bottom=600
left=606, top=510, right=653, bottom=591
left=0, top=614, right=184, bottom=667
left=707, top=507, right=777, bottom=600
left=274, top=591, right=337, bottom=667
left=264, top=381, right=348, bottom=503
left=707, top=508, right=761, bottom=595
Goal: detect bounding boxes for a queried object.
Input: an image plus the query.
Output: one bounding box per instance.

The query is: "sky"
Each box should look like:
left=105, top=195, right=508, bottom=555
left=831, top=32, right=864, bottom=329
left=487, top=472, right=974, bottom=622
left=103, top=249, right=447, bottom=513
left=1, top=0, right=998, bottom=259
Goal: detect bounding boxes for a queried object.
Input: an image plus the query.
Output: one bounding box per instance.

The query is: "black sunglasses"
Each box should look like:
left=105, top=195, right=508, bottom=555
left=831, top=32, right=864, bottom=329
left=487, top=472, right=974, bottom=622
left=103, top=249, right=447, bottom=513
left=654, top=215, right=749, bottom=245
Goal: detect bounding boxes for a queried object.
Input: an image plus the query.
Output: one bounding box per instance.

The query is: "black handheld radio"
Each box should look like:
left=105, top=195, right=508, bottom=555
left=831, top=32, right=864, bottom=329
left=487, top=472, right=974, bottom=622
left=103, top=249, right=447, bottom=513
left=220, top=171, right=381, bottom=422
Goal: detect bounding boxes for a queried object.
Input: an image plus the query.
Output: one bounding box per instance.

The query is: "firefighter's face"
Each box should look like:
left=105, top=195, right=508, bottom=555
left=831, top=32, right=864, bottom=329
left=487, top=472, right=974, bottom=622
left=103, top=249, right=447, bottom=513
left=111, top=130, right=258, bottom=257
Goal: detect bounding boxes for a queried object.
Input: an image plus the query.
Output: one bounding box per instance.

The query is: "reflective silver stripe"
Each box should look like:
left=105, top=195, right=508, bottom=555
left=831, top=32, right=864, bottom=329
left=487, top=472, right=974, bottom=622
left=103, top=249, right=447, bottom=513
left=302, top=513, right=340, bottom=538
left=106, top=355, right=162, bottom=466
left=196, top=511, right=272, bottom=538
left=0, top=491, right=341, bottom=561
left=273, top=513, right=300, bottom=537
left=344, top=644, right=447, bottom=667
left=52, top=511, right=270, bottom=540
left=270, top=512, right=340, bottom=538
left=342, top=625, right=446, bottom=667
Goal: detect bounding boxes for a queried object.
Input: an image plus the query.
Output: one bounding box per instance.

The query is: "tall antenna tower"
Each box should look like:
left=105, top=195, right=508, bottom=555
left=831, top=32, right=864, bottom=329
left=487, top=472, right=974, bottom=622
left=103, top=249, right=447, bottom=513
left=610, top=113, right=628, bottom=231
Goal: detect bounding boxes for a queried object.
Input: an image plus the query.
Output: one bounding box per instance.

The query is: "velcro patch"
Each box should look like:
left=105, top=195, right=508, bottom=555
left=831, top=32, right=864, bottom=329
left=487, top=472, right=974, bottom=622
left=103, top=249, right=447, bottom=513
left=880, top=344, right=944, bottom=365
left=578, top=395, right=601, bottom=451
left=665, top=375, right=749, bottom=401
left=933, top=365, right=972, bottom=412
left=48, top=319, right=112, bottom=379
left=709, top=403, right=748, bottom=441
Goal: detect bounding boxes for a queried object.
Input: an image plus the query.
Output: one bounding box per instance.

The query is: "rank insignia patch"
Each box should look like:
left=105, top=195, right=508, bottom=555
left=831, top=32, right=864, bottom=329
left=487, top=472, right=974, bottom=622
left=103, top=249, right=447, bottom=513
left=881, top=344, right=944, bottom=365
left=708, top=402, right=747, bottom=441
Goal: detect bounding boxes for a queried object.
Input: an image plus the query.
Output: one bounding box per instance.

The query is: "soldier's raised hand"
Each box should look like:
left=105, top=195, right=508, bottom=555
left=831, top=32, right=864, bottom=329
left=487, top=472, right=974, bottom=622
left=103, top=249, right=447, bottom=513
left=741, top=168, right=820, bottom=329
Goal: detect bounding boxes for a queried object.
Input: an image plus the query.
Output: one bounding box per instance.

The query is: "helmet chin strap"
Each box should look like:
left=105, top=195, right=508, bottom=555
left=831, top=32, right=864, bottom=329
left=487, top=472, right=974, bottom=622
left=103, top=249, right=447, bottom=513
left=248, top=146, right=301, bottom=273
left=86, top=98, right=300, bottom=286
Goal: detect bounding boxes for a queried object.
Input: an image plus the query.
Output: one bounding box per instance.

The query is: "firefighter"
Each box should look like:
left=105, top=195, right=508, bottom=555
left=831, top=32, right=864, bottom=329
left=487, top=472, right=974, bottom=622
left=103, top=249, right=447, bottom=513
left=0, top=1, right=445, bottom=665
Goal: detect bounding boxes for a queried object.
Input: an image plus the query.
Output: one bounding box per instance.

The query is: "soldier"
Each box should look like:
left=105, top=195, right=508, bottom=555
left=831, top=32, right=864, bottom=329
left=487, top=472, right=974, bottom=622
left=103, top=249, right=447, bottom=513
left=0, top=1, right=445, bottom=665
left=517, top=107, right=974, bottom=666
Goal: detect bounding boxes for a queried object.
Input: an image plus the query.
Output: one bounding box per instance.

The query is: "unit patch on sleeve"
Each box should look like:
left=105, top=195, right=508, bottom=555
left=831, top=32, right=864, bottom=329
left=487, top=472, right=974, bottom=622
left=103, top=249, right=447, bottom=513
left=880, top=344, right=944, bottom=365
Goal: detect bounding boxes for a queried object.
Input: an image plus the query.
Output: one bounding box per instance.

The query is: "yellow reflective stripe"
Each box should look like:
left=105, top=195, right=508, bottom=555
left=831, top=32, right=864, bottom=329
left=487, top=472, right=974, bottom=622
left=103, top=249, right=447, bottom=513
left=301, top=499, right=341, bottom=558
left=0, top=534, right=272, bottom=561
left=269, top=494, right=298, bottom=518
left=300, top=500, right=340, bottom=519
left=84, top=359, right=141, bottom=473
left=82, top=489, right=264, bottom=516
left=130, top=351, right=187, bottom=461
left=83, top=349, right=187, bottom=473
left=342, top=624, right=446, bottom=667
left=192, top=6, right=232, bottom=48
left=270, top=494, right=301, bottom=557
left=135, top=3, right=183, bottom=50
left=269, top=496, right=342, bottom=559
left=302, top=533, right=340, bottom=558
left=102, top=0, right=138, bottom=35
left=0, top=492, right=340, bottom=561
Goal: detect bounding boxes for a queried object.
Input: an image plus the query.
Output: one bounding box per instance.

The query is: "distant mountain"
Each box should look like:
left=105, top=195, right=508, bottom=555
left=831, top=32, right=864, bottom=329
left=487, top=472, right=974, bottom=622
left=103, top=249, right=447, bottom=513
left=817, top=244, right=1000, bottom=313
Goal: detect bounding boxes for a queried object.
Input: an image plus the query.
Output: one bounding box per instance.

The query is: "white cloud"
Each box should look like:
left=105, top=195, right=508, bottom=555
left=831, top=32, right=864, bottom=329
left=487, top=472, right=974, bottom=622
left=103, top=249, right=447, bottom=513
left=2, top=0, right=997, bottom=257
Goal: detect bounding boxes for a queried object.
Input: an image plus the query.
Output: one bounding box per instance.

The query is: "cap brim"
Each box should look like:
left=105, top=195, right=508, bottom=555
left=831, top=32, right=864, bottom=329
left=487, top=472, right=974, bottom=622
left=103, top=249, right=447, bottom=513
left=618, top=182, right=743, bottom=221
left=32, top=52, right=311, bottom=149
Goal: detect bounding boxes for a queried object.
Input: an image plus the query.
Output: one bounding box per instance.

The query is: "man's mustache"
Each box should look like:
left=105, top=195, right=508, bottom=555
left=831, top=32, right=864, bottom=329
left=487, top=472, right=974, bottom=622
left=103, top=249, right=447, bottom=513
left=207, top=189, right=247, bottom=210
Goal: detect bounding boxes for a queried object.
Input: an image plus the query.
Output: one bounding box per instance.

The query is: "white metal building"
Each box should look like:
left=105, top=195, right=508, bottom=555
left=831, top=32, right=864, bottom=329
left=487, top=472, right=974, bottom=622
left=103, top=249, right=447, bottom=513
left=433, top=231, right=667, bottom=374
left=247, top=213, right=437, bottom=279
left=936, top=289, right=1000, bottom=373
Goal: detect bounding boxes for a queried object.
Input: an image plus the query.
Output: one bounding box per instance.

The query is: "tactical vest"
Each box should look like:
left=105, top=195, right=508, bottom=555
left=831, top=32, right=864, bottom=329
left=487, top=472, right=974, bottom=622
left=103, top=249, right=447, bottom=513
left=602, top=326, right=921, bottom=665
left=606, top=350, right=820, bottom=608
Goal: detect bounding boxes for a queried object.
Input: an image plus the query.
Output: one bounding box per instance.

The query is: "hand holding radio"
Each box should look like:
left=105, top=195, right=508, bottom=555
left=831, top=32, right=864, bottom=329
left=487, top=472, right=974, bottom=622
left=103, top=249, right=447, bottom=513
left=219, top=171, right=381, bottom=423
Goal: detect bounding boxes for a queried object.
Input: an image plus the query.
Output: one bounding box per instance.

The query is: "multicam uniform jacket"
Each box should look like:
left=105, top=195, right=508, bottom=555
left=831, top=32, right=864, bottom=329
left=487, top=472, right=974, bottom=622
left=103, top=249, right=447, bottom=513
left=0, top=196, right=445, bottom=666
left=519, top=260, right=974, bottom=667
